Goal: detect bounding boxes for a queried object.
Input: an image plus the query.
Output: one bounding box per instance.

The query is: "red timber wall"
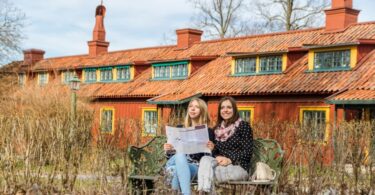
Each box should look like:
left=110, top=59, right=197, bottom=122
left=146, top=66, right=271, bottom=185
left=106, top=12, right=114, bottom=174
left=91, top=98, right=161, bottom=148
left=206, top=95, right=336, bottom=163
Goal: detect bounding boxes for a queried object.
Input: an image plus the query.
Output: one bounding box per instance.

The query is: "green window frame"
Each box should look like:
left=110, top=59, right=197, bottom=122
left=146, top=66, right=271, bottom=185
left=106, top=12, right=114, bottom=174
left=260, top=56, right=282, bottom=73
left=153, top=61, right=188, bottom=80
left=171, top=64, right=188, bottom=78
left=38, top=72, right=48, bottom=86
left=85, top=69, right=97, bottom=82
left=235, top=58, right=256, bottom=74
left=100, top=108, right=114, bottom=133
left=314, top=50, right=350, bottom=70
left=100, top=67, right=113, bottom=81
left=63, top=71, right=75, bottom=84
left=302, top=110, right=326, bottom=141
left=117, top=66, right=131, bottom=81
left=154, top=65, right=170, bottom=79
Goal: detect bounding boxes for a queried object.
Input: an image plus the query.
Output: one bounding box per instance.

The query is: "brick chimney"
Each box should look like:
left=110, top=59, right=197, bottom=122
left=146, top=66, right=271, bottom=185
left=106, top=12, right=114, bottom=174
left=87, top=4, right=109, bottom=57
left=325, top=0, right=360, bottom=32
left=176, top=28, right=203, bottom=49
left=22, top=49, right=45, bottom=66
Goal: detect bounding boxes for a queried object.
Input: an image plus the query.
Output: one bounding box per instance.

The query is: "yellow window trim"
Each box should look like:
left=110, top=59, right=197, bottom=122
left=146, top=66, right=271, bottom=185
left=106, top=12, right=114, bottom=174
left=142, top=107, right=158, bottom=137
left=113, top=68, right=117, bottom=80
left=99, top=107, right=115, bottom=134
left=238, top=106, right=255, bottom=125
left=37, top=72, right=49, bottom=86
left=82, top=70, right=86, bottom=82
left=130, top=66, right=135, bottom=80
left=231, top=53, right=287, bottom=75
left=299, top=106, right=330, bottom=144
left=96, top=69, right=100, bottom=82
left=307, top=46, right=357, bottom=71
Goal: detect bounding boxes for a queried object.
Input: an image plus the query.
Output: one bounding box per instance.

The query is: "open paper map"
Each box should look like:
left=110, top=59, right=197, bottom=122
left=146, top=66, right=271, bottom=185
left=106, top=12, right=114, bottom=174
left=166, top=125, right=210, bottom=154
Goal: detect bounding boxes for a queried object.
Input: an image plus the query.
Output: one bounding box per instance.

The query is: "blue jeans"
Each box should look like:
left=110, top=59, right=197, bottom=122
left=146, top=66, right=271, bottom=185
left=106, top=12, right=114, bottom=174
left=165, top=153, right=198, bottom=195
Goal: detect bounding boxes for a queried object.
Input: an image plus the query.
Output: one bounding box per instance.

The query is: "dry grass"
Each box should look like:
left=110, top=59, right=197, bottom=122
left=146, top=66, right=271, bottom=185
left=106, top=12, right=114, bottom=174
left=0, top=83, right=374, bottom=194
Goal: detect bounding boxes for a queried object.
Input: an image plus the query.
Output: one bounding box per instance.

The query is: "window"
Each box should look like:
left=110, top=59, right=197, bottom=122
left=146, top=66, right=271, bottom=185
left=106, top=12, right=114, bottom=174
left=117, top=66, right=131, bottom=81
left=142, top=108, right=158, bottom=135
left=314, top=50, right=350, bottom=70
left=235, top=58, right=256, bottom=74
left=238, top=106, right=254, bottom=124
left=38, top=72, right=48, bottom=86
left=100, top=68, right=113, bottom=81
left=171, top=64, right=188, bottom=78
left=154, top=65, right=170, bottom=79
left=19, top=73, right=26, bottom=86
left=260, top=56, right=282, bottom=73
left=85, top=69, right=97, bottom=82
left=300, top=107, right=330, bottom=142
left=153, top=61, right=188, bottom=80
left=100, top=108, right=114, bottom=133
left=63, top=71, right=75, bottom=84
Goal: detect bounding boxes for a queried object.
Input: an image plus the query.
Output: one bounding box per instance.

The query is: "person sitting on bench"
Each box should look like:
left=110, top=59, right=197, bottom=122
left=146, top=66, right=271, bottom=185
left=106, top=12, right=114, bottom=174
left=163, top=98, right=215, bottom=195
left=198, top=96, right=254, bottom=193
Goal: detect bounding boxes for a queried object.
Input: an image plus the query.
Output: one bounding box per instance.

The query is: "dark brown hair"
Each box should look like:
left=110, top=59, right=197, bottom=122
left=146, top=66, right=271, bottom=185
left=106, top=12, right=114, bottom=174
left=216, top=96, right=240, bottom=128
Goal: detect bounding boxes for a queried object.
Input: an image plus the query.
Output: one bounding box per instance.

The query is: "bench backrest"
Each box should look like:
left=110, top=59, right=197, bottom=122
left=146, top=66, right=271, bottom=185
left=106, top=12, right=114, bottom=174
left=128, top=136, right=167, bottom=176
left=128, top=136, right=284, bottom=178
left=251, top=138, right=284, bottom=176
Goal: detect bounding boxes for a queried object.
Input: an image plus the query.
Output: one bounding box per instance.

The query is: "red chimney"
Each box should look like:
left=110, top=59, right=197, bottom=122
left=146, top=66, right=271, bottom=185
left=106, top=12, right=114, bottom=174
left=88, top=4, right=109, bottom=57
left=22, top=49, right=45, bottom=66
left=176, top=29, right=203, bottom=49
left=325, top=0, right=360, bottom=32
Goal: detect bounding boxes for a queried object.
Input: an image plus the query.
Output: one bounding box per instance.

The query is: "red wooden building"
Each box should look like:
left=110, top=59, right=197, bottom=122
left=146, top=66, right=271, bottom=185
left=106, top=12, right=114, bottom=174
left=16, top=0, right=375, bottom=156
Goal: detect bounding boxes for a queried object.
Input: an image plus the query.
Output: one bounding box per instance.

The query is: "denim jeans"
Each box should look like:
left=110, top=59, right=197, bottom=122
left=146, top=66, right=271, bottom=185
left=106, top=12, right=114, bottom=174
left=165, top=153, right=198, bottom=195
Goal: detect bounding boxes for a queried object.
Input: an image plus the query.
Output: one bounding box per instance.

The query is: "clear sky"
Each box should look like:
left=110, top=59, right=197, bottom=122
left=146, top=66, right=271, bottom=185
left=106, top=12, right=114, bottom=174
left=11, top=0, right=375, bottom=60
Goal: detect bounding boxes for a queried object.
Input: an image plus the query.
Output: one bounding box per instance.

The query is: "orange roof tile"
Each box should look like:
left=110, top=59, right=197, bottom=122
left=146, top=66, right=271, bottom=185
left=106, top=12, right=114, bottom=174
left=25, top=22, right=375, bottom=100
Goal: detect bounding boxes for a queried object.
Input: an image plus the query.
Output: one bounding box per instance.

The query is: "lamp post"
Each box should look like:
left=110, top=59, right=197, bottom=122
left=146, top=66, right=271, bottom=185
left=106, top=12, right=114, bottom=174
left=69, top=75, right=81, bottom=119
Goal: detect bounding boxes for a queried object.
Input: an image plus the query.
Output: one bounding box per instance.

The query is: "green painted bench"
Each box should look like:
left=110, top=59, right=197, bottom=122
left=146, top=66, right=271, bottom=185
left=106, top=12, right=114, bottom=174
left=128, top=136, right=284, bottom=194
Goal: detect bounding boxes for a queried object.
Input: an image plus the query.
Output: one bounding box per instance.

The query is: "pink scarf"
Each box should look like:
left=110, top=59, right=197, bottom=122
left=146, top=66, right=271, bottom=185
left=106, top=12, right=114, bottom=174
left=215, top=118, right=242, bottom=142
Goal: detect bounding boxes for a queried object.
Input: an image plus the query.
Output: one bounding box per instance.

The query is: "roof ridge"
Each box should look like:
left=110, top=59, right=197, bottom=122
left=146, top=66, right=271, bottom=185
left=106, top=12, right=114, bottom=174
left=198, top=27, right=324, bottom=44
left=42, top=54, right=88, bottom=61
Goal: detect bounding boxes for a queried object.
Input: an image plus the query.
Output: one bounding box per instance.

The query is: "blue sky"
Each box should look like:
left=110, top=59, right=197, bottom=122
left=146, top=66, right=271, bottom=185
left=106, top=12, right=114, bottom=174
left=12, top=0, right=375, bottom=60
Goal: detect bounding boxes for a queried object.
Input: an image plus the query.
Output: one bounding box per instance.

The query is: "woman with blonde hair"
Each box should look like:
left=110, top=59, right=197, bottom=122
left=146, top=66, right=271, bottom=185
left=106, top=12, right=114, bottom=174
left=164, top=98, right=214, bottom=195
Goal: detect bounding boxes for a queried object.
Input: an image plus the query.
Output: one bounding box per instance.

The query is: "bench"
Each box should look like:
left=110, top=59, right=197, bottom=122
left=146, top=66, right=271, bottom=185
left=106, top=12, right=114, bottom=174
left=128, top=136, right=284, bottom=194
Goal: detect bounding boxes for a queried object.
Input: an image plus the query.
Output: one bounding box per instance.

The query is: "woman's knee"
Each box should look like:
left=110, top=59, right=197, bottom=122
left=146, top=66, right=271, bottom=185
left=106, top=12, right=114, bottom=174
left=200, top=155, right=213, bottom=163
left=174, top=153, right=188, bottom=164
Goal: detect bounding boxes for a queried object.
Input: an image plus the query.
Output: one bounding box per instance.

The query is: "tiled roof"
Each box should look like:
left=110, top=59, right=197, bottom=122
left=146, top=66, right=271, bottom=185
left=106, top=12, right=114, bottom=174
left=26, top=22, right=375, bottom=100
left=328, top=90, right=375, bottom=101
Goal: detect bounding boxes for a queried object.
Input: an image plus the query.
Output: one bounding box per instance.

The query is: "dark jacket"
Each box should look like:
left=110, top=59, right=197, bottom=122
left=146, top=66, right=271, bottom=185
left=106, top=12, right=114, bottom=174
left=212, top=121, right=253, bottom=172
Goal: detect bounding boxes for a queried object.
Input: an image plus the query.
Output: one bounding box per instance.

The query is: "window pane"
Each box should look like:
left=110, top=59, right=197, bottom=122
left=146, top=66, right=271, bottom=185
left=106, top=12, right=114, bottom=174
left=239, top=110, right=252, bottom=123
left=101, top=109, right=113, bottom=132
left=314, top=50, right=350, bottom=70
left=260, top=56, right=282, bottom=73
left=144, top=110, right=157, bottom=134
left=302, top=110, right=326, bottom=141
left=235, top=58, right=256, bottom=74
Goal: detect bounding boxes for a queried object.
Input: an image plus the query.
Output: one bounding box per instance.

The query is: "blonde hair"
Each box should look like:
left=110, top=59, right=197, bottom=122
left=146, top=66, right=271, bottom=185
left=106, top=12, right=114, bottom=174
left=184, top=98, right=211, bottom=127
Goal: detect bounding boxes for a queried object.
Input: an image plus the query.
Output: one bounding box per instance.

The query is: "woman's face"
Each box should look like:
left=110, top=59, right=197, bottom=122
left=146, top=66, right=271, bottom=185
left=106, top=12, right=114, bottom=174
left=188, top=100, right=201, bottom=120
left=220, top=100, right=233, bottom=121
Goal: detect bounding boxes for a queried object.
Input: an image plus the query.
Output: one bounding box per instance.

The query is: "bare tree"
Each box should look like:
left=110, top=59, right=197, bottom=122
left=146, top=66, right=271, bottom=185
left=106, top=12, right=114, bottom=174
left=255, top=0, right=329, bottom=32
left=0, top=0, right=25, bottom=65
left=189, top=0, right=262, bottom=39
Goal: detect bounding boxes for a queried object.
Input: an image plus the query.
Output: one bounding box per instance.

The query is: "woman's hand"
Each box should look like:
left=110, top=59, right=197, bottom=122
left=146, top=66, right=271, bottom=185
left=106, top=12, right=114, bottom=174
left=163, top=143, right=174, bottom=151
left=207, top=141, right=215, bottom=151
left=216, top=156, right=232, bottom=166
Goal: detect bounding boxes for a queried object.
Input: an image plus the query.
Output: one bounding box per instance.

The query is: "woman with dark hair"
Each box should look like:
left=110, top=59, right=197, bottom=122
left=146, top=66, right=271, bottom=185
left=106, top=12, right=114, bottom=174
left=197, top=96, right=253, bottom=193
